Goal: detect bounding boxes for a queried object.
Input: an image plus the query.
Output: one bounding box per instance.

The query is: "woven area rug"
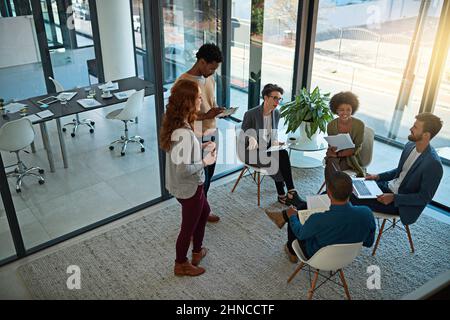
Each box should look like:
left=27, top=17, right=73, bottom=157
left=17, top=167, right=450, bottom=299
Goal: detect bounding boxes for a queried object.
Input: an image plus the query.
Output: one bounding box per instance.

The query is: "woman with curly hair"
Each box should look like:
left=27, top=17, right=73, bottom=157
left=160, top=79, right=217, bottom=277
left=325, top=91, right=365, bottom=178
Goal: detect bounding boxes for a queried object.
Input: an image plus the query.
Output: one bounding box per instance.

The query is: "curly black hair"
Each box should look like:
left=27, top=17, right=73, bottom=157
left=261, top=83, right=284, bottom=98
left=329, top=91, right=359, bottom=114
left=196, top=43, right=223, bottom=63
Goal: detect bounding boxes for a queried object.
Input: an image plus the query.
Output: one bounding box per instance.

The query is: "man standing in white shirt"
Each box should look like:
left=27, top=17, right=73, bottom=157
left=351, top=113, right=443, bottom=226
left=176, top=43, right=225, bottom=223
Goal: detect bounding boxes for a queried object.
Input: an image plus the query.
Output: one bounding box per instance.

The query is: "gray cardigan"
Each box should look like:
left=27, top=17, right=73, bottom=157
left=240, top=104, right=280, bottom=148
left=165, top=127, right=205, bottom=199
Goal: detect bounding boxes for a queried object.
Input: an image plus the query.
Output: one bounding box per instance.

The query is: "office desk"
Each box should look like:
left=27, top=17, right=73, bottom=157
left=1, top=77, right=155, bottom=172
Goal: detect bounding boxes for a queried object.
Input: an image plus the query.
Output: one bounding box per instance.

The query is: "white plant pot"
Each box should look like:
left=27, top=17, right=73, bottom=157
left=288, top=122, right=319, bottom=146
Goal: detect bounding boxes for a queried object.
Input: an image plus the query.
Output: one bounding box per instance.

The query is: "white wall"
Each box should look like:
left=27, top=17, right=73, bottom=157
left=96, top=0, right=136, bottom=81
left=0, top=16, right=41, bottom=69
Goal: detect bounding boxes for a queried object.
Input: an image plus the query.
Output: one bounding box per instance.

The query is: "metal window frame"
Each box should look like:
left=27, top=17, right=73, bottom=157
left=129, top=0, right=139, bottom=78
left=292, top=0, right=318, bottom=98
left=13, top=0, right=31, bottom=16
left=147, top=0, right=168, bottom=200
left=217, top=0, right=231, bottom=108
left=30, top=0, right=55, bottom=92
left=88, top=0, right=105, bottom=83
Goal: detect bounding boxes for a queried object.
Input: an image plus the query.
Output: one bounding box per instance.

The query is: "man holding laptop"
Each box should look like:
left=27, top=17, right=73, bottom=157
left=351, top=113, right=443, bottom=226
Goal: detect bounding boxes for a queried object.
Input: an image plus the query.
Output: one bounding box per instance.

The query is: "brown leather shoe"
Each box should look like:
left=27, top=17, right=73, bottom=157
left=285, top=244, right=298, bottom=263
left=265, top=209, right=286, bottom=229
left=174, top=260, right=205, bottom=277
left=207, top=213, right=220, bottom=223
left=192, top=247, right=208, bottom=266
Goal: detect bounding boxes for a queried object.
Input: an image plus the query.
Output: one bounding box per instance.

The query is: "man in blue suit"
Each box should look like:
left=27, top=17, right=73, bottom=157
left=265, top=171, right=376, bottom=262
left=351, top=113, right=444, bottom=226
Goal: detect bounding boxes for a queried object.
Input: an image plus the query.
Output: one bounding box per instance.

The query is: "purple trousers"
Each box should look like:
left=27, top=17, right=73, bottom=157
left=175, top=185, right=211, bottom=263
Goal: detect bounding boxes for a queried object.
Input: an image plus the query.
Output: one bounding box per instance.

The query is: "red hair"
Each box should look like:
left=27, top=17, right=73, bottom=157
left=160, top=79, right=199, bottom=151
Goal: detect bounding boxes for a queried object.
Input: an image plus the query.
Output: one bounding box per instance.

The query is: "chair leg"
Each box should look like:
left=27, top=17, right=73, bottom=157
left=339, top=269, right=351, bottom=300
left=405, top=225, right=415, bottom=253
left=307, top=270, right=320, bottom=300
left=257, top=172, right=261, bottom=207
left=287, top=262, right=304, bottom=283
left=231, top=168, right=247, bottom=193
left=372, top=219, right=386, bottom=256
left=317, top=180, right=326, bottom=194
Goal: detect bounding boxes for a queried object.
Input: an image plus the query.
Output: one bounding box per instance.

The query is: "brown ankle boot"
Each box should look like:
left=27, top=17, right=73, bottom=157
left=174, top=260, right=205, bottom=277
left=192, top=247, right=208, bottom=266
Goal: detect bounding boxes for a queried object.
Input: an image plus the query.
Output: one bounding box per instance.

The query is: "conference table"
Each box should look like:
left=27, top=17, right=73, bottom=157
left=0, top=77, right=155, bottom=172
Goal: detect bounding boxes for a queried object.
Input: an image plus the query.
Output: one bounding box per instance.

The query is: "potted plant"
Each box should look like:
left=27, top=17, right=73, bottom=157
left=280, top=86, right=333, bottom=143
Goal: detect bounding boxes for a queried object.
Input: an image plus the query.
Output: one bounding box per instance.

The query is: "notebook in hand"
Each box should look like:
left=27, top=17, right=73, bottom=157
left=352, top=178, right=383, bottom=199
left=298, top=195, right=331, bottom=224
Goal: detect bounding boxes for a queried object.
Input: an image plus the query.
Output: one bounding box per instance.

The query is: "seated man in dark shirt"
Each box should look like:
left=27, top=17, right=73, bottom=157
left=265, top=171, right=376, bottom=262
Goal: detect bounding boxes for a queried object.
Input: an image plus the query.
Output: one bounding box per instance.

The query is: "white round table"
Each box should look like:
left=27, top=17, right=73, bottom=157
left=288, top=136, right=328, bottom=168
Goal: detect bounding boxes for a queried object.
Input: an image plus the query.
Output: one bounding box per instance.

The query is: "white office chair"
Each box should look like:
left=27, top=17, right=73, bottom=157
left=49, top=77, right=95, bottom=137
left=287, top=240, right=363, bottom=300
left=371, top=211, right=415, bottom=256
left=0, top=118, right=45, bottom=192
left=317, top=126, right=375, bottom=194
left=106, top=89, right=145, bottom=156
left=231, top=125, right=269, bottom=207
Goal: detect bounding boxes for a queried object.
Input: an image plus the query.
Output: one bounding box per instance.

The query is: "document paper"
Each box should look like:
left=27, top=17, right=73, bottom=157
left=324, top=133, right=355, bottom=152
left=297, top=195, right=331, bottom=224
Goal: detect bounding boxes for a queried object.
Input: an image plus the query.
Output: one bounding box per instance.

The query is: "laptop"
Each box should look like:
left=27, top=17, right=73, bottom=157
left=352, top=178, right=383, bottom=199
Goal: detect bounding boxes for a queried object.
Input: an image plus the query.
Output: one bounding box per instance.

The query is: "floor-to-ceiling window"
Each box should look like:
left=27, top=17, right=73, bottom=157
left=230, top=0, right=251, bottom=120
left=310, top=0, right=449, bottom=208
left=431, top=48, right=450, bottom=207
left=48, top=0, right=97, bottom=90
left=131, top=0, right=146, bottom=79
left=0, top=197, right=16, bottom=260
left=0, top=0, right=162, bottom=265
left=0, top=0, right=47, bottom=101
left=261, top=0, right=298, bottom=100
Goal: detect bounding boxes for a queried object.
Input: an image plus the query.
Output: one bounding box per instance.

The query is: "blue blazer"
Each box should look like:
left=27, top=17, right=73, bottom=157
left=379, top=142, right=443, bottom=225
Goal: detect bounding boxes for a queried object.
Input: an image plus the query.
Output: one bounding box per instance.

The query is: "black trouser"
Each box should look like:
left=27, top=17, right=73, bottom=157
left=273, top=150, right=295, bottom=196
left=203, top=162, right=216, bottom=198
left=284, top=211, right=310, bottom=259
left=202, top=132, right=217, bottom=198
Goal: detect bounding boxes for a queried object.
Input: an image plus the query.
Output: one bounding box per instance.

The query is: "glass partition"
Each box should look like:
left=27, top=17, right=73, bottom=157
left=0, top=195, right=16, bottom=261
left=311, top=0, right=443, bottom=140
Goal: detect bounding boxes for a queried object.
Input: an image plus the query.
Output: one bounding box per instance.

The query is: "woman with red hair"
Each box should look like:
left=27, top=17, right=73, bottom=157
left=160, top=79, right=217, bottom=277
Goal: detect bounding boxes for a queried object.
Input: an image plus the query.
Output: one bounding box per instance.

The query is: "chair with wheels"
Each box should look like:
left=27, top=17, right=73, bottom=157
left=106, top=89, right=145, bottom=156
left=230, top=125, right=269, bottom=207
left=318, top=126, right=375, bottom=194
left=0, top=118, right=45, bottom=192
left=49, top=77, right=95, bottom=137
left=287, top=240, right=363, bottom=300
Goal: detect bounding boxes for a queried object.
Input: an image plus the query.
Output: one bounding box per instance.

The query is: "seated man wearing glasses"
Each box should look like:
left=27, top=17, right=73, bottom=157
left=238, top=83, right=305, bottom=208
